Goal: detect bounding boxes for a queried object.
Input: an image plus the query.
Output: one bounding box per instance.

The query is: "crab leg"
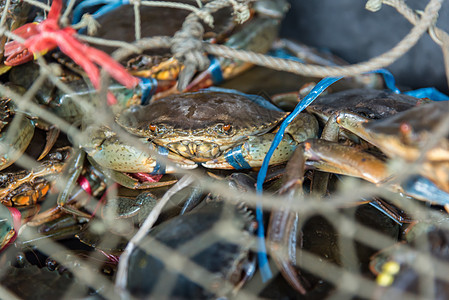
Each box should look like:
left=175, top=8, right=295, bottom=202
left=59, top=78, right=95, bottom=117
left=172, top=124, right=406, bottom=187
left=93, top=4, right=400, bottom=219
left=310, top=113, right=341, bottom=196
left=84, top=134, right=196, bottom=174
left=0, top=204, right=20, bottom=252
left=301, top=139, right=390, bottom=185
left=80, top=126, right=188, bottom=188
left=88, top=157, right=177, bottom=189
left=38, top=126, right=60, bottom=161
left=267, top=144, right=310, bottom=294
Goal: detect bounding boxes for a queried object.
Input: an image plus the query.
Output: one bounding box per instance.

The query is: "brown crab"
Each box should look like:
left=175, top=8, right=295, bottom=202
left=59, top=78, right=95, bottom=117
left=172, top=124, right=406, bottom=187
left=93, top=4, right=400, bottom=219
left=82, top=90, right=318, bottom=180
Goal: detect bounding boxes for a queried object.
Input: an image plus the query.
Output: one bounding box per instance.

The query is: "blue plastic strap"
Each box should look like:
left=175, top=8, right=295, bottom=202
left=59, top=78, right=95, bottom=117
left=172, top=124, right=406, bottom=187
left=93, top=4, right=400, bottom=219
left=255, top=68, right=401, bottom=282
left=150, top=146, right=168, bottom=175
left=224, top=146, right=251, bottom=170
left=74, top=0, right=130, bottom=30
left=255, top=76, right=343, bottom=282
left=138, top=77, right=158, bottom=105
left=268, top=48, right=305, bottom=63
left=92, top=1, right=129, bottom=20
left=371, top=69, right=400, bottom=94
left=404, top=87, right=449, bottom=101
left=207, top=56, right=224, bottom=84
left=73, top=0, right=110, bottom=24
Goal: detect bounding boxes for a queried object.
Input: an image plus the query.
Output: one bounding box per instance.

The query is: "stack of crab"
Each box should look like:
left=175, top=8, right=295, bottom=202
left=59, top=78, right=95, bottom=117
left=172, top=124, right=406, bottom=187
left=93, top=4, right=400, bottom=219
left=0, top=0, right=448, bottom=299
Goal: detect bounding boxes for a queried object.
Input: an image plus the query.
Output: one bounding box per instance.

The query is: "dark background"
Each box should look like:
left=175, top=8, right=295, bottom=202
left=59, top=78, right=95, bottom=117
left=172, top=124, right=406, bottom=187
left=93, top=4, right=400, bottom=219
left=279, top=0, right=449, bottom=93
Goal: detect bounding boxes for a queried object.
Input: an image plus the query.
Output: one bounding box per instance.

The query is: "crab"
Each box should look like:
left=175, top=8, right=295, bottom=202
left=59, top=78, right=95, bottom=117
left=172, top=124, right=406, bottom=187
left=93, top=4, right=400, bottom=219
left=81, top=89, right=318, bottom=185
left=0, top=92, right=65, bottom=170
left=2, top=0, right=140, bottom=105
left=302, top=88, right=428, bottom=195
left=280, top=87, right=449, bottom=207
left=75, top=0, right=288, bottom=91
left=125, top=174, right=258, bottom=298
left=368, top=217, right=449, bottom=298
left=266, top=88, right=434, bottom=295
left=0, top=146, right=72, bottom=207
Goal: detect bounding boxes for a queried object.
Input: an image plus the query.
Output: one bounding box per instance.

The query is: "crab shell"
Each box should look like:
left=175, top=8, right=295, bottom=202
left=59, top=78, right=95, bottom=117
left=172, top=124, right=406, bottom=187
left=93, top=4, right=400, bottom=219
left=126, top=200, right=256, bottom=298
left=116, top=91, right=288, bottom=162
left=307, top=88, right=425, bottom=122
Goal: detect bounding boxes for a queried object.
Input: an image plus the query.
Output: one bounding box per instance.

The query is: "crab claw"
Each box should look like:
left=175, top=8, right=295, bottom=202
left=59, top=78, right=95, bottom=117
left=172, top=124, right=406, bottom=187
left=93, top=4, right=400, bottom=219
left=4, top=41, right=33, bottom=66
left=4, top=22, right=40, bottom=66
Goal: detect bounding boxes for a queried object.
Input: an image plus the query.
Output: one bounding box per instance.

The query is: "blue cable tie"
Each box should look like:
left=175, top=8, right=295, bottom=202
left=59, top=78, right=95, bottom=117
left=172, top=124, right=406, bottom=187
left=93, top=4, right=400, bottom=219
left=370, top=69, right=400, bottom=94
left=138, top=77, right=158, bottom=105
left=150, top=146, right=168, bottom=175
left=255, top=76, right=343, bottom=282
left=255, top=68, right=400, bottom=282
left=92, top=1, right=129, bottom=20
left=74, top=0, right=129, bottom=31
left=267, top=49, right=305, bottom=63
left=404, top=87, right=449, bottom=101
left=73, top=0, right=109, bottom=24
left=207, top=56, right=224, bottom=84
left=224, top=146, right=251, bottom=170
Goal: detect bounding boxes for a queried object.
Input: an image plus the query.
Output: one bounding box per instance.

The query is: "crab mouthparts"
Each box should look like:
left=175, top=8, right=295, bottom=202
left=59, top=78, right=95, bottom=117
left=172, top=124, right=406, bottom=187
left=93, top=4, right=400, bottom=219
left=168, top=140, right=221, bottom=162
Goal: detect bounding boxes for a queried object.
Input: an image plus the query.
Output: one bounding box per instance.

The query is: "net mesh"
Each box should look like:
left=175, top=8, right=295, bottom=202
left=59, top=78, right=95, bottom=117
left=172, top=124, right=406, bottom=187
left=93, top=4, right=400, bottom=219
left=0, top=0, right=448, bottom=299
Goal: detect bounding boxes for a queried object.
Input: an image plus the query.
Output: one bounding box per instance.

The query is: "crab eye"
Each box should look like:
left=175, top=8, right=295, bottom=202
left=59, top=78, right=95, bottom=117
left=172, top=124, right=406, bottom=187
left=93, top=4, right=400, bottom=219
left=215, top=124, right=233, bottom=135
left=223, top=124, right=231, bottom=132
left=148, top=124, right=167, bottom=135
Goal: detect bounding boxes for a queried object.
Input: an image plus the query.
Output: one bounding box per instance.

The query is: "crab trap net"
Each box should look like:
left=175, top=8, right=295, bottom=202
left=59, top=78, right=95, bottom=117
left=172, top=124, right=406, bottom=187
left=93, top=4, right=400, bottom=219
left=0, top=0, right=449, bottom=299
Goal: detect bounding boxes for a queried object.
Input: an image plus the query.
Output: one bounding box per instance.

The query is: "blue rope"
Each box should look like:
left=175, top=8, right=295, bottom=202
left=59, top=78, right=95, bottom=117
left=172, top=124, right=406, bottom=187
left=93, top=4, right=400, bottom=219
left=404, top=87, right=449, bottom=101
left=73, top=0, right=129, bottom=28
left=255, top=76, right=342, bottom=281
left=370, top=69, right=400, bottom=94
left=150, top=146, right=168, bottom=175
left=138, top=77, right=158, bottom=105
left=224, top=146, right=252, bottom=170
left=268, top=48, right=305, bottom=63
left=207, top=56, right=225, bottom=84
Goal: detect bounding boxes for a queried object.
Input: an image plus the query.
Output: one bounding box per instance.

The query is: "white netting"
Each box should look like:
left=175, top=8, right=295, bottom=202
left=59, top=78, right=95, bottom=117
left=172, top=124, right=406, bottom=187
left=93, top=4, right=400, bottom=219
left=0, top=0, right=448, bottom=299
